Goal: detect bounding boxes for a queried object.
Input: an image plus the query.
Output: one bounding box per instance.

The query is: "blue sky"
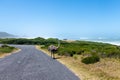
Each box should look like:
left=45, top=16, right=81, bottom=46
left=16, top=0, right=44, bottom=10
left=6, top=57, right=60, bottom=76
left=0, top=0, right=120, bottom=39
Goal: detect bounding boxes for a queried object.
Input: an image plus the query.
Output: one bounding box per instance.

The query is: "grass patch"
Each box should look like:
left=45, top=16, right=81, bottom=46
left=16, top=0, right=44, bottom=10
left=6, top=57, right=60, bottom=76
left=0, top=47, right=14, bottom=53
left=0, top=44, right=15, bottom=53
left=0, top=44, right=18, bottom=58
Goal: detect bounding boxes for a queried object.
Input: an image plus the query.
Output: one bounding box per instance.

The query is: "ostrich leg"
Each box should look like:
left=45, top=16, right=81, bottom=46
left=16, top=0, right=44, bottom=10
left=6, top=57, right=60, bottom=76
left=53, top=52, right=55, bottom=59
left=51, top=51, right=53, bottom=58
left=51, top=51, right=55, bottom=59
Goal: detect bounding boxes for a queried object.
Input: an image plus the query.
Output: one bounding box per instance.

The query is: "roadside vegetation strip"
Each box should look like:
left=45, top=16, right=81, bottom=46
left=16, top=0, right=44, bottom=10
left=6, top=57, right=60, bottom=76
left=36, top=44, right=120, bottom=80
left=0, top=44, right=20, bottom=58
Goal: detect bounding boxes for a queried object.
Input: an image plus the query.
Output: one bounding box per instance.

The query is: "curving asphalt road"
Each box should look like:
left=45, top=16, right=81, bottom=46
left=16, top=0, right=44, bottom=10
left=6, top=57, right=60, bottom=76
left=0, top=45, right=80, bottom=80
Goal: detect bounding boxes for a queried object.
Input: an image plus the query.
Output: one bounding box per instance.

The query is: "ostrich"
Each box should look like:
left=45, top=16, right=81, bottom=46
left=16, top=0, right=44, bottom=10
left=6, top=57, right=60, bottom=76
left=48, top=40, right=60, bottom=59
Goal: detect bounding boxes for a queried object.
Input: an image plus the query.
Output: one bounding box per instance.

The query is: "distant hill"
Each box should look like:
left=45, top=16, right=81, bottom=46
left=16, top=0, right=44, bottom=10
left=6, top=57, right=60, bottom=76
left=0, top=32, right=16, bottom=38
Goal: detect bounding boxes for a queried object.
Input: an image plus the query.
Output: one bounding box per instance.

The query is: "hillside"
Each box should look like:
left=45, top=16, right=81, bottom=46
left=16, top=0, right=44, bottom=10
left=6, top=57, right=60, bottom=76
left=0, top=32, right=16, bottom=38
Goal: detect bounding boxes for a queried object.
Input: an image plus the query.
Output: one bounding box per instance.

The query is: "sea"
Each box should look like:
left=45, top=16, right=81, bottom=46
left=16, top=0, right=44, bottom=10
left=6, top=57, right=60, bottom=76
left=79, top=39, right=120, bottom=46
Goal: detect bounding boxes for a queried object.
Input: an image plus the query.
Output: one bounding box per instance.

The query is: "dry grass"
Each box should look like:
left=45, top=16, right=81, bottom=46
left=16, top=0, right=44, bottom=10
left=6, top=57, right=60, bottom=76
left=0, top=49, right=21, bottom=58
left=36, top=45, right=120, bottom=80
left=86, top=58, right=120, bottom=80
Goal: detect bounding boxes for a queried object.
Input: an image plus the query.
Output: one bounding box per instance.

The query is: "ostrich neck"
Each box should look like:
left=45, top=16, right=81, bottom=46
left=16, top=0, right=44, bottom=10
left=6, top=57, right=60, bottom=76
left=57, top=41, right=60, bottom=48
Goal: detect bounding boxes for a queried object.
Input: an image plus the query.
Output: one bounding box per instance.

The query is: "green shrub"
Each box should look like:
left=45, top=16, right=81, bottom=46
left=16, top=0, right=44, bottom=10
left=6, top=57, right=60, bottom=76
left=73, top=54, right=78, bottom=60
left=69, top=51, right=76, bottom=57
left=58, top=51, right=70, bottom=56
left=106, top=51, right=120, bottom=58
left=81, top=56, right=100, bottom=64
left=9, top=46, right=15, bottom=49
left=1, top=44, right=9, bottom=48
left=76, top=50, right=84, bottom=55
left=40, top=45, right=45, bottom=49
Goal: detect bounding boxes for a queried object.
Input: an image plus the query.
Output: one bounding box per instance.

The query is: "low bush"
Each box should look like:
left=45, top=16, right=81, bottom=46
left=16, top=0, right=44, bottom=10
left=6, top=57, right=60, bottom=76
left=73, top=54, right=78, bottom=60
left=58, top=50, right=76, bottom=57
left=1, top=44, right=9, bottom=48
left=58, top=50, right=70, bottom=56
left=81, top=56, right=100, bottom=64
left=106, top=51, right=120, bottom=58
left=0, top=44, right=16, bottom=53
left=76, top=50, right=84, bottom=55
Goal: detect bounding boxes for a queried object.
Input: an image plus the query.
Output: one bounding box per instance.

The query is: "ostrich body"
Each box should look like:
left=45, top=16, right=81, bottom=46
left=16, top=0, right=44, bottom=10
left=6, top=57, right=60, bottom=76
left=48, top=40, right=60, bottom=59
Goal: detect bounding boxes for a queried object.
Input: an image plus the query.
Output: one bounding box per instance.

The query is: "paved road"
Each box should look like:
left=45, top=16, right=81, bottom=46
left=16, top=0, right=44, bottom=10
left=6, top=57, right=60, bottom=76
left=0, top=45, right=80, bottom=80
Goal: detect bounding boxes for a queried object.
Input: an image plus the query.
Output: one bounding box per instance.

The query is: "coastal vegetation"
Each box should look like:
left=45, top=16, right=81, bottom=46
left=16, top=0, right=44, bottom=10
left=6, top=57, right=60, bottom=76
left=0, top=37, right=120, bottom=61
